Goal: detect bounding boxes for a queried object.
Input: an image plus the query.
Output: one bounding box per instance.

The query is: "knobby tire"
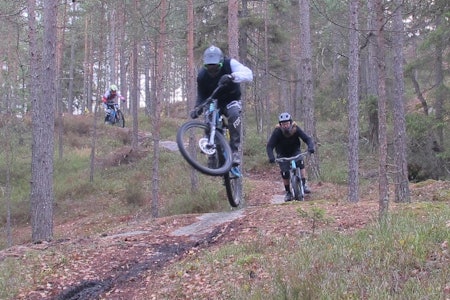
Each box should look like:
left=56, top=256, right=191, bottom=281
left=290, top=168, right=304, bottom=201
left=114, top=110, right=125, bottom=128
left=224, top=168, right=243, bottom=207
left=176, top=121, right=232, bottom=176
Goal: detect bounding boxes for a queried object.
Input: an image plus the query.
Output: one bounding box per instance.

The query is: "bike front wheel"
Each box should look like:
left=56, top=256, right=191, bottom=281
left=224, top=167, right=243, bottom=207
left=290, top=168, right=304, bottom=201
left=114, top=110, right=125, bottom=128
left=177, top=121, right=232, bottom=176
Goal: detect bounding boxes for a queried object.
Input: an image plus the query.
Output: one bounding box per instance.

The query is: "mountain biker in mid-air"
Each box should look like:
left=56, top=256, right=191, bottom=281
left=102, top=84, right=125, bottom=123
left=267, top=112, right=315, bottom=201
left=190, top=45, right=253, bottom=166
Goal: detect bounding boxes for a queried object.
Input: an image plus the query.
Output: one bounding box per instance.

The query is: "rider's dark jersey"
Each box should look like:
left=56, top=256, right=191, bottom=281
left=196, top=58, right=242, bottom=109
left=266, top=124, right=314, bottom=161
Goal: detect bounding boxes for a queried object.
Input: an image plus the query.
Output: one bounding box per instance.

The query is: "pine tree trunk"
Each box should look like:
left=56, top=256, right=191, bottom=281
left=366, top=0, right=379, bottom=151
left=152, top=0, right=168, bottom=218
left=392, top=0, right=410, bottom=203
left=347, top=0, right=360, bottom=203
left=187, top=0, right=199, bottom=191
left=299, top=0, right=320, bottom=179
left=30, top=0, right=57, bottom=243
left=375, top=0, right=389, bottom=219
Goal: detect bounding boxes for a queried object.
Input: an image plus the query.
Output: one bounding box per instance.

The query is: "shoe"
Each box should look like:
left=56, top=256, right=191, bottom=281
left=303, top=184, right=311, bottom=194
left=284, top=191, right=292, bottom=202
left=232, top=152, right=241, bottom=166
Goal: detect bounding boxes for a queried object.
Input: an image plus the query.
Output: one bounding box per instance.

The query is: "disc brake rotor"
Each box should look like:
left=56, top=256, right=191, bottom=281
left=198, top=137, right=216, bottom=155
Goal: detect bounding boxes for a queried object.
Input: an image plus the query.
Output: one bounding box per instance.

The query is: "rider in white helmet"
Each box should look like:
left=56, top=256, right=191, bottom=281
left=102, top=84, right=124, bottom=123
left=267, top=112, right=315, bottom=201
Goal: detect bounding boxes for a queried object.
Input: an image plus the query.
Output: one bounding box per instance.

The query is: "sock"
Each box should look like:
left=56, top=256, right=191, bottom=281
left=302, top=178, right=306, bottom=185
left=284, top=185, right=290, bottom=192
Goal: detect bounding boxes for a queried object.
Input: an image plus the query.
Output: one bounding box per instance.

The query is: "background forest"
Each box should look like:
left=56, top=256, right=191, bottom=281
left=0, top=0, right=449, bottom=245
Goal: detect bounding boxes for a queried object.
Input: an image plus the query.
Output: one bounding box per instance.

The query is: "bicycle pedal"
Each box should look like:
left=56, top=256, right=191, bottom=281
left=230, top=167, right=242, bottom=178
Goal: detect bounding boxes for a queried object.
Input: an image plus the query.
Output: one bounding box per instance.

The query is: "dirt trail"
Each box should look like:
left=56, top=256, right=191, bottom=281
left=18, top=168, right=444, bottom=299
left=53, top=210, right=248, bottom=299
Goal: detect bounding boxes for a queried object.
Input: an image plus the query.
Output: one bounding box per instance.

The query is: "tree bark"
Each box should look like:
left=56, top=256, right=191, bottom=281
left=392, top=0, right=410, bottom=203
left=263, top=0, right=271, bottom=139
left=228, top=0, right=239, bottom=59
left=366, top=0, right=379, bottom=151
left=347, top=0, right=359, bottom=203
left=152, top=0, right=168, bottom=218
left=375, top=0, right=389, bottom=219
left=30, top=0, right=58, bottom=243
left=433, top=14, right=445, bottom=146
left=299, top=0, right=320, bottom=179
left=187, top=0, right=199, bottom=191
left=56, top=3, right=68, bottom=161
left=131, top=0, right=140, bottom=151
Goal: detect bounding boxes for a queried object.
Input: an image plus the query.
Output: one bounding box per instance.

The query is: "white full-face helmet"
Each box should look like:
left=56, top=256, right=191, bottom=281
left=278, top=112, right=292, bottom=123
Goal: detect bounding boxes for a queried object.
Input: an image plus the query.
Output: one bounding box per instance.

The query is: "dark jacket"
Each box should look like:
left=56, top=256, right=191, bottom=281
left=196, top=58, right=241, bottom=109
left=266, top=123, right=314, bottom=162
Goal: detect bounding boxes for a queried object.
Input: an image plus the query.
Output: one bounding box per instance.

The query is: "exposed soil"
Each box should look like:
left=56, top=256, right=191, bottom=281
left=6, top=164, right=450, bottom=300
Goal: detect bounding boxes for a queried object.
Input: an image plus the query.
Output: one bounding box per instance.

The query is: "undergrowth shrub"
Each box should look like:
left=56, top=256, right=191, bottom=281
left=228, top=203, right=450, bottom=299
left=406, top=113, right=448, bottom=181
left=164, top=187, right=227, bottom=215
left=156, top=150, right=227, bottom=215
left=243, top=128, right=268, bottom=171
left=318, top=141, right=347, bottom=184
left=125, top=173, right=146, bottom=207
left=0, top=258, right=27, bottom=299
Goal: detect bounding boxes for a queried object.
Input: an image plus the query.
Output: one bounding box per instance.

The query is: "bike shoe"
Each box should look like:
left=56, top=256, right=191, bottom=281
left=284, top=191, right=293, bottom=202
left=303, top=184, right=311, bottom=194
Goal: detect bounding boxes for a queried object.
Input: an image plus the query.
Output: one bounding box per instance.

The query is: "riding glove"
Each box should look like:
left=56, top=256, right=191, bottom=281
left=219, top=74, right=233, bottom=86
left=190, top=106, right=203, bottom=119
left=190, top=109, right=199, bottom=119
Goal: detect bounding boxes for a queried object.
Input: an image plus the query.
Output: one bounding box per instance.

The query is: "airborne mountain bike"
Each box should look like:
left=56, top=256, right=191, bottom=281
left=176, top=85, right=243, bottom=208
left=106, top=103, right=125, bottom=128
left=276, top=152, right=309, bottom=201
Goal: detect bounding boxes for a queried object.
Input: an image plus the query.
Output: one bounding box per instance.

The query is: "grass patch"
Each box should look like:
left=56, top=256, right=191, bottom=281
left=0, top=258, right=29, bottom=299
left=225, top=203, right=450, bottom=299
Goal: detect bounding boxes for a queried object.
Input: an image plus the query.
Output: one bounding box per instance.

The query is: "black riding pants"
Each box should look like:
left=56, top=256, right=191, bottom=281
left=221, top=100, right=241, bottom=154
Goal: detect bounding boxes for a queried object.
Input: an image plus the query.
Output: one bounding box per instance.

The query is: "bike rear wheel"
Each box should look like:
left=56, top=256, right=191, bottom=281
left=114, top=110, right=125, bottom=128
left=224, top=167, right=243, bottom=207
left=177, top=121, right=232, bottom=176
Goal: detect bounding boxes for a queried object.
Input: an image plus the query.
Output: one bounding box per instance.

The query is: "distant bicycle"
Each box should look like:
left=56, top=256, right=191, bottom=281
left=176, top=85, right=242, bottom=207
left=106, top=103, right=125, bottom=128
left=276, top=152, right=309, bottom=201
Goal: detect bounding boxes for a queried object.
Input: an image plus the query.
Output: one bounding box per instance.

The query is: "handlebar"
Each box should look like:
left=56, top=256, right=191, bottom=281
left=275, top=151, right=309, bottom=163
left=208, top=84, right=224, bottom=100
left=195, top=84, right=225, bottom=111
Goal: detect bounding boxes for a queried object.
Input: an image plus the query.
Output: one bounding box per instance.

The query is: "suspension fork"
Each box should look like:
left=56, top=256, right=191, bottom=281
left=290, top=160, right=297, bottom=176
left=207, top=104, right=218, bottom=147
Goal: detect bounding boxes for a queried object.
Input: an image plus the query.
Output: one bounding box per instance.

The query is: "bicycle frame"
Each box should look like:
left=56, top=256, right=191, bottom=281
left=204, top=99, right=221, bottom=152
left=276, top=152, right=308, bottom=201
left=197, top=86, right=243, bottom=206
left=202, top=98, right=242, bottom=176
left=176, top=84, right=242, bottom=207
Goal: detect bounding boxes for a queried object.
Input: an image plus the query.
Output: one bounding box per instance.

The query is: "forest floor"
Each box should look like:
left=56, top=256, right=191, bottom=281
left=3, top=152, right=450, bottom=299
